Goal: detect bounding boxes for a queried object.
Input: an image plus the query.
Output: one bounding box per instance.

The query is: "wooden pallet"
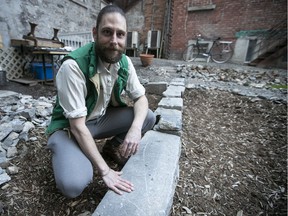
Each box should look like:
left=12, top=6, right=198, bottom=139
left=10, top=78, right=39, bottom=86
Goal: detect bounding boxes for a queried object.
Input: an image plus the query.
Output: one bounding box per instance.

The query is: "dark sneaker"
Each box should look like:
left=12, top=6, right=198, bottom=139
left=102, top=138, right=129, bottom=166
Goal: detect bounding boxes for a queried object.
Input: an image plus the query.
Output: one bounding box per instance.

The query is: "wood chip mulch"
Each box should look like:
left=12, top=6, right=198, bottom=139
left=0, top=90, right=287, bottom=216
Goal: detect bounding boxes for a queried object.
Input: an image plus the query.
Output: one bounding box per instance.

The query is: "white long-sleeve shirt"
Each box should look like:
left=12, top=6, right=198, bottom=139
left=56, top=56, right=145, bottom=121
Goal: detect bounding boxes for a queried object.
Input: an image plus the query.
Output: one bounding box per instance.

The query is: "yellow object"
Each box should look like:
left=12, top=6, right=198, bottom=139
left=0, top=34, right=3, bottom=49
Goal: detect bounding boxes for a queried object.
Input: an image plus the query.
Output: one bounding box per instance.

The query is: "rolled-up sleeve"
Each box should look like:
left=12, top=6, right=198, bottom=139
left=56, top=59, right=87, bottom=119
left=125, top=57, right=145, bottom=100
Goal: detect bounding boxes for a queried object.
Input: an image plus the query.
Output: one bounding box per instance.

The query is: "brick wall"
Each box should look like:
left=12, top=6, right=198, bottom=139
left=169, top=0, right=287, bottom=59
left=143, top=0, right=166, bottom=33
left=2, top=0, right=286, bottom=61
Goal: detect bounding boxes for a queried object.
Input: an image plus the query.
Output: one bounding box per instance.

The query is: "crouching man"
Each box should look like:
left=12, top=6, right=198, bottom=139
left=46, top=5, right=156, bottom=198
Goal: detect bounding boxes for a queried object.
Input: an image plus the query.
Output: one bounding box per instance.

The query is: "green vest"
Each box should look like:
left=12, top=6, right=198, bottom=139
left=46, top=42, right=129, bottom=135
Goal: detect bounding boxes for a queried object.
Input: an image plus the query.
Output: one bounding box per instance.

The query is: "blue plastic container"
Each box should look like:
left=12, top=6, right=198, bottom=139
left=31, top=63, right=53, bottom=80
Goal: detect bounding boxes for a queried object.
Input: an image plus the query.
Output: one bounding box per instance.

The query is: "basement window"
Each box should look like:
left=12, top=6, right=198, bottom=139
left=188, top=0, right=216, bottom=11
left=245, top=38, right=258, bottom=62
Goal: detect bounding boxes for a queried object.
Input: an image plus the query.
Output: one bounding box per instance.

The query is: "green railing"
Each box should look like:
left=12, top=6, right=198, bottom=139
left=251, top=19, right=287, bottom=62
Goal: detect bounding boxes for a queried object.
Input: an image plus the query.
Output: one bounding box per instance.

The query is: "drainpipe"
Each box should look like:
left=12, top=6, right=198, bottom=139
left=151, top=0, right=155, bottom=30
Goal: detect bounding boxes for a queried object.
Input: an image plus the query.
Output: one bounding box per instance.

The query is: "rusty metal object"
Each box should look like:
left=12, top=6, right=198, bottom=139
left=52, top=28, right=60, bottom=41
left=27, top=22, right=38, bottom=37
left=0, top=34, right=3, bottom=49
left=23, top=22, right=64, bottom=48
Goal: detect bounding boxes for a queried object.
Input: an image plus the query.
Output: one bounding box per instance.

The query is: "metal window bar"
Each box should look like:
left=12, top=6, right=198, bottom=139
left=58, top=31, right=93, bottom=50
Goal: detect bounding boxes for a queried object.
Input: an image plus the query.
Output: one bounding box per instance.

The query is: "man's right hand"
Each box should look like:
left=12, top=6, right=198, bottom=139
left=102, top=169, right=134, bottom=195
left=69, top=117, right=134, bottom=195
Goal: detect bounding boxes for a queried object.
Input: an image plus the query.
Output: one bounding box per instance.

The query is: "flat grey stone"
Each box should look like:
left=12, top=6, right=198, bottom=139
left=163, top=85, right=185, bottom=97
left=6, top=146, right=18, bottom=158
left=0, top=123, right=13, bottom=141
left=170, top=78, right=185, bottom=86
left=0, top=172, right=11, bottom=185
left=93, top=130, right=181, bottom=216
left=145, top=82, right=168, bottom=95
left=154, top=107, right=182, bottom=135
left=0, top=146, right=6, bottom=158
left=185, top=79, right=287, bottom=103
left=0, top=90, right=18, bottom=98
left=158, top=97, right=183, bottom=111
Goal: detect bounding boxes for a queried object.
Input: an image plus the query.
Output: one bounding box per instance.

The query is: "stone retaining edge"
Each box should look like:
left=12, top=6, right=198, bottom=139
left=93, top=78, right=185, bottom=216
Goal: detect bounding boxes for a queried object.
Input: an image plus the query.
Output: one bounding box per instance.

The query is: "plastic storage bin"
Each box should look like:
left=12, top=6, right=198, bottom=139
left=31, top=63, right=53, bottom=80
left=0, top=70, right=7, bottom=85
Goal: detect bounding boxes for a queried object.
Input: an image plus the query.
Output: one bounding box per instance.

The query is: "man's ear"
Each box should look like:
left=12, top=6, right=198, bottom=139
left=92, top=27, right=97, bottom=41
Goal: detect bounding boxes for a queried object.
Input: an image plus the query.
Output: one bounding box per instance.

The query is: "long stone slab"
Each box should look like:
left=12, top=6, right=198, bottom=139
left=162, top=85, right=185, bottom=98
left=93, top=130, right=181, bottom=216
left=158, top=97, right=183, bottom=111
left=170, top=78, right=185, bottom=86
left=154, top=107, right=182, bottom=136
left=0, top=90, right=18, bottom=98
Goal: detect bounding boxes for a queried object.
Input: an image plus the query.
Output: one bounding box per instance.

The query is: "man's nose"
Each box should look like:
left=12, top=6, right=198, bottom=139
left=110, top=32, right=117, bottom=45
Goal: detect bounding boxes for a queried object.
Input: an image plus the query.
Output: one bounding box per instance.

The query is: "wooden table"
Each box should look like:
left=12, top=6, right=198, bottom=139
left=32, top=49, right=70, bottom=84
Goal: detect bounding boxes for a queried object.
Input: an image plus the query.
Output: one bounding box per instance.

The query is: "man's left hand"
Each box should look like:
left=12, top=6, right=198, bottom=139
left=120, top=126, right=141, bottom=158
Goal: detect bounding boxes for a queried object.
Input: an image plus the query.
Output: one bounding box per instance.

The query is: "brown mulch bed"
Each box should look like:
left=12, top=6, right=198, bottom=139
left=0, top=85, right=287, bottom=215
left=172, top=89, right=287, bottom=216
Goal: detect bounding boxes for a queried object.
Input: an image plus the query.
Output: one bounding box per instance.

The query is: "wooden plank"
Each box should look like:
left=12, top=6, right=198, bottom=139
left=10, top=39, right=34, bottom=47
left=12, top=37, right=65, bottom=48
left=36, top=40, right=64, bottom=48
left=0, top=34, right=3, bottom=49
left=32, top=50, right=70, bottom=55
left=10, top=78, right=39, bottom=86
left=23, top=35, right=64, bottom=48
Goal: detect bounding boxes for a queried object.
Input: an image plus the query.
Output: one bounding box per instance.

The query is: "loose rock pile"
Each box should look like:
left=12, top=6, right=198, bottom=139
left=178, top=64, right=287, bottom=102
left=139, top=64, right=287, bottom=102
left=0, top=94, right=55, bottom=184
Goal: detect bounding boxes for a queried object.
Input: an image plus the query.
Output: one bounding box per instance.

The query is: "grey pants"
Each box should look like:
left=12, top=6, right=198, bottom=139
left=47, top=107, right=156, bottom=198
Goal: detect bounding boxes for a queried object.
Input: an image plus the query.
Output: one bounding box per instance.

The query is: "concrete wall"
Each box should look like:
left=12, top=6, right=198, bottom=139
left=126, top=2, right=144, bottom=32
left=125, top=1, right=145, bottom=53
left=0, top=0, right=100, bottom=48
left=232, top=38, right=249, bottom=64
left=0, top=0, right=165, bottom=53
left=0, top=0, right=165, bottom=56
left=125, top=0, right=166, bottom=55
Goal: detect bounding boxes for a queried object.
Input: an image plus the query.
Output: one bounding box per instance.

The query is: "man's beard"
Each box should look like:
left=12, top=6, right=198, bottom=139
left=95, top=42, right=124, bottom=64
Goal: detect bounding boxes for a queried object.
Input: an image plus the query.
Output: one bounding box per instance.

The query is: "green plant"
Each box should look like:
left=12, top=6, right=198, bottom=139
left=270, top=84, right=288, bottom=89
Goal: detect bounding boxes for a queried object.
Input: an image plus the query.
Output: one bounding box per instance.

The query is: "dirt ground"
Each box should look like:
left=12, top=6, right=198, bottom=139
left=0, top=60, right=287, bottom=216
left=172, top=89, right=287, bottom=216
